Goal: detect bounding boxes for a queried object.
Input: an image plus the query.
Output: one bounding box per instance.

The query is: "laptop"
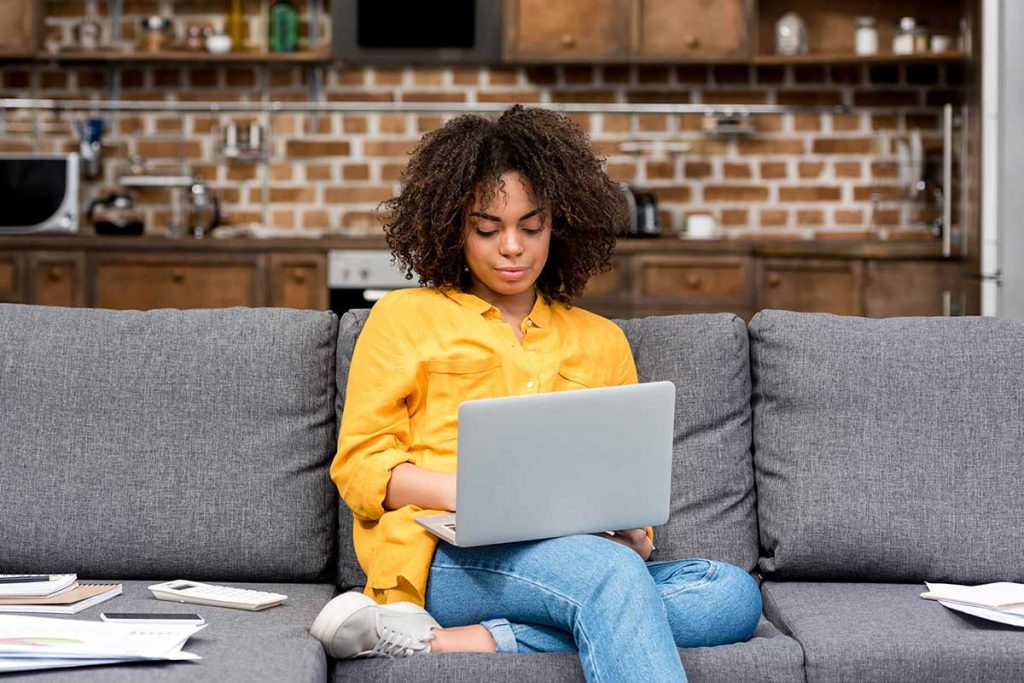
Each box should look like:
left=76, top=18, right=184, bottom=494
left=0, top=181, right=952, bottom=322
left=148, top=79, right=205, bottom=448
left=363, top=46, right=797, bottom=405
left=415, top=380, right=675, bottom=547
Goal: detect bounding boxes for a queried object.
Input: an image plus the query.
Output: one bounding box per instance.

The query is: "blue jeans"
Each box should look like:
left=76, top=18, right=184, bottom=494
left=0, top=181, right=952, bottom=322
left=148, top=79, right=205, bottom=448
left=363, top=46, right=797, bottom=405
left=424, top=534, right=762, bottom=683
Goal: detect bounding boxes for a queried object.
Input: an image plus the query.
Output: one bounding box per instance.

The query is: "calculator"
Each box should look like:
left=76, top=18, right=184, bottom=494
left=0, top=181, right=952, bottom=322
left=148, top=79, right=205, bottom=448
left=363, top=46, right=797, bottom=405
left=148, top=580, right=287, bottom=611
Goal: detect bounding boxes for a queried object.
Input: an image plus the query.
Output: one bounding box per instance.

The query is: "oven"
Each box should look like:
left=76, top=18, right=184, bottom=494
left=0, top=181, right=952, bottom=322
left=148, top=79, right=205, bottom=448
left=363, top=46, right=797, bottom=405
left=328, top=249, right=419, bottom=317
left=0, top=153, right=79, bottom=234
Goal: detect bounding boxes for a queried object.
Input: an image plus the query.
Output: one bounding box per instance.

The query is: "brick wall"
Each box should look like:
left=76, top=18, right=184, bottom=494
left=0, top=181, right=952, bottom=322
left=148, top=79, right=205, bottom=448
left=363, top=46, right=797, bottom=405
left=0, top=59, right=964, bottom=237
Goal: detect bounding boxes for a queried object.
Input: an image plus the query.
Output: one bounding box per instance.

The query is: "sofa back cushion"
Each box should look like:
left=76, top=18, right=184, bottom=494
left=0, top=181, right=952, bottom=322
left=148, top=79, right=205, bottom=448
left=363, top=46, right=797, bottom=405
left=335, top=309, right=759, bottom=589
left=750, top=310, right=1024, bottom=583
left=0, top=304, right=339, bottom=582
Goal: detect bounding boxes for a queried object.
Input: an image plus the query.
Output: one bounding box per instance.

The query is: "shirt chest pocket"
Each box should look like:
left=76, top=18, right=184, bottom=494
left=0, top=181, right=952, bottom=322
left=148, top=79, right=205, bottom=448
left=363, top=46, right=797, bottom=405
left=424, top=356, right=504, bottom=441
left=554, top=359, right=595, bottom=391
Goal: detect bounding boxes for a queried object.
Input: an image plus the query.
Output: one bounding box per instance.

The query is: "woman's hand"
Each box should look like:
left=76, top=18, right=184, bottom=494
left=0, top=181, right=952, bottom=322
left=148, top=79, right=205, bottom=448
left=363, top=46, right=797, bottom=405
left=596, top=528, right=654, bottom=561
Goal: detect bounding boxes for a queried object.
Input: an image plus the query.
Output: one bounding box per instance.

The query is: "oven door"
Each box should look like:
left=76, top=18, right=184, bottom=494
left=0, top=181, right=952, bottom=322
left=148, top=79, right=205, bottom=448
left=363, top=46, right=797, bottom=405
left=328, top=249, right=418, bottom=317
left=0, top=153, right=79, bottom=234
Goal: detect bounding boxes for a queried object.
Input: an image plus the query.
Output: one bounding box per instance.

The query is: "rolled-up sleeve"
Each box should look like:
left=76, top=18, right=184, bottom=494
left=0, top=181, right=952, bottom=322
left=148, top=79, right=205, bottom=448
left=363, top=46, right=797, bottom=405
left=331, top=296, right=418, bottom=521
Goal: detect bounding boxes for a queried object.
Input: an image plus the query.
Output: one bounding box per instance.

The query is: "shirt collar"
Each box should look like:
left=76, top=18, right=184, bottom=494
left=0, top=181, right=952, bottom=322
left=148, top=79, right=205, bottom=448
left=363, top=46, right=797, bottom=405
left=442, top=287, right=552, bottom=328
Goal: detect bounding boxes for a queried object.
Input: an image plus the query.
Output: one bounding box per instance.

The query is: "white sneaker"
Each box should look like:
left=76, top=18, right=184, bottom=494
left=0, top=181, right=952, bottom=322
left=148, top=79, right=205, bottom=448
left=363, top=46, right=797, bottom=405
left=309, top=591, right=440, bottom=659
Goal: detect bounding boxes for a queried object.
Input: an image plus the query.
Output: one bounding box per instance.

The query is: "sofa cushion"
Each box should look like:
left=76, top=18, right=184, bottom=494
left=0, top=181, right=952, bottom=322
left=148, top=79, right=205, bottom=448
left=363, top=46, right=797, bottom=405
left=750, top=310, right=1024, bottom=583
left=336, top=309, right=759, bottom=588
left=0, top=580, right=333, bottom=682
left=335, top=617, right=803, bottom=682
left=762, top=581, right=1024, bottom=683
left=0, top=304, right=339, bottom=582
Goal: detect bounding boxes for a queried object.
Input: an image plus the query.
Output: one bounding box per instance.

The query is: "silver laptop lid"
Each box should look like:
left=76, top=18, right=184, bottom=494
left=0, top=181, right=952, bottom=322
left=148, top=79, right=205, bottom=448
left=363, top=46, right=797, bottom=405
left=454, top=381, right=675, bottom=547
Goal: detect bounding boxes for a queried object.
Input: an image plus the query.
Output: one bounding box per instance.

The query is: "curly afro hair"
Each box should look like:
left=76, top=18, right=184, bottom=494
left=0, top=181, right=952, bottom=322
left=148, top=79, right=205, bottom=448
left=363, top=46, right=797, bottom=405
left=380, top=104, right=627, bottom=305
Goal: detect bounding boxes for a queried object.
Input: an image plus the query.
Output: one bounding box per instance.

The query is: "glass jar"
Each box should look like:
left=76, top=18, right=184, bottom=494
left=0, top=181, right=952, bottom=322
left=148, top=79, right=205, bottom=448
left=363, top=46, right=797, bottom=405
left=913, top=21, right=930, bottom=54
left=269, top=0, right=299, bottom=52
left=893, top=16, right=916, bottom=55
left=854, top=16, right=878, bottom=56
left=140, top=16, right=172, bottom=53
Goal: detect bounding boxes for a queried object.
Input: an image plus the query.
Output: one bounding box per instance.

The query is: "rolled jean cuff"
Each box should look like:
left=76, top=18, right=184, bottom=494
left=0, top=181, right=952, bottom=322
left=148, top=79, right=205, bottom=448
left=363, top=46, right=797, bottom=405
left=480, top=618, right=518, bottom=653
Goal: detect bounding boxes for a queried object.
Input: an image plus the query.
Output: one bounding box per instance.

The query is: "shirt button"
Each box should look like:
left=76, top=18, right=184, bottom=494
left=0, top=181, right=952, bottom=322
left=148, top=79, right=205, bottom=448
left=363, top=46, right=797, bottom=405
left=526, top=380, right=535, bottom=389
left=526, top=319, right=534, bottom=327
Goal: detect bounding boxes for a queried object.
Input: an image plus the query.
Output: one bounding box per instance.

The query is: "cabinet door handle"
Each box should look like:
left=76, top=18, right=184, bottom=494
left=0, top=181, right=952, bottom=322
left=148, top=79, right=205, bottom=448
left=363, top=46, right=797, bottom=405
left=685, top=274, right=702, bottom=289
left=46, top=266, right=63, bottom=282
left=766, top=272, right=781, bottom=287
left=684, top=34, right=700, bottom=49
left=171, top=268, right=186, bottom=283
left=561, top=33, right=576, bottom=48
left=291, top=270, right=307, bottom=285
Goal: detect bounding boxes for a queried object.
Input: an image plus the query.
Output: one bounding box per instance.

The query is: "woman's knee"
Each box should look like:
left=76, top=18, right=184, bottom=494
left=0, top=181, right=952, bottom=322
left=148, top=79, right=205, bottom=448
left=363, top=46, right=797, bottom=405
left=707, top=562, right=762, bottom=640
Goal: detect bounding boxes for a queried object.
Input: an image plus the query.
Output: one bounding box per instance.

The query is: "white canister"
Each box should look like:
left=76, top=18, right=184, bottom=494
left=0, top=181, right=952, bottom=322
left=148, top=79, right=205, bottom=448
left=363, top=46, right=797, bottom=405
left=854, top=17, right=878, bottom=56
left=206, top=30, right=233, bottom=54
left=930, top=35, right=952, bottom=52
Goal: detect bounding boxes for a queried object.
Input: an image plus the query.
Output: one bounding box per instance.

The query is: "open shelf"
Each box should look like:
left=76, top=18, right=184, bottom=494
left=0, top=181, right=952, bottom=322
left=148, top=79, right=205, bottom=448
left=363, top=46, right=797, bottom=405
left=28, top=48, right=331, bottom=64
left=753, top=50, right=968, bottom=65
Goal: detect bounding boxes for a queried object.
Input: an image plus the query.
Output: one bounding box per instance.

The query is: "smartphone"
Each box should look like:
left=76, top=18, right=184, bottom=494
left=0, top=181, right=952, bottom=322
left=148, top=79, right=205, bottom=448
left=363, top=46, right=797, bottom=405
left=100, top=612, right=205, bottom=625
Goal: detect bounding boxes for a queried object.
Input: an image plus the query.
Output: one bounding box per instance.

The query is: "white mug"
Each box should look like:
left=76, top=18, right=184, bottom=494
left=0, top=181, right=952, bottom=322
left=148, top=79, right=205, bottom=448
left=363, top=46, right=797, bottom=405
left=686, top=213, right=718, bottom=239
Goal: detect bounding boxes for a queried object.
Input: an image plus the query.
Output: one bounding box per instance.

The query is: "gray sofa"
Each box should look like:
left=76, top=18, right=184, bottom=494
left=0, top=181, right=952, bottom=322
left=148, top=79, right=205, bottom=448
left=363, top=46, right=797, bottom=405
left=0, top=302, right=1021, bottom=682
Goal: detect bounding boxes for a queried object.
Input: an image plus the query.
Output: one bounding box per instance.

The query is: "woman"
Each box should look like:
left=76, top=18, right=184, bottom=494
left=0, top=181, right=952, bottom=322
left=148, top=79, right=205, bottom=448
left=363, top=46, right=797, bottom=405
left=310, top=105, right=761, bottom=682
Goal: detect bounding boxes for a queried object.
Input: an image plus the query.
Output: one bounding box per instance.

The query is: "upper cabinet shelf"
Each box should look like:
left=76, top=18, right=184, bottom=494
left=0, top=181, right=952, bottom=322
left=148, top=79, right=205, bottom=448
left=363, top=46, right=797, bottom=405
left=23, top=48, right=331, bottom=64
left=753, top=51, right=969, bottom=66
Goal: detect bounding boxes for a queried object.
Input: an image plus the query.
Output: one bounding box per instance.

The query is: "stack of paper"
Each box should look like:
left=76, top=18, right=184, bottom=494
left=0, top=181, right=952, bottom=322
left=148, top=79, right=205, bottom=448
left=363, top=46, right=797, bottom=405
left=920, top=582, right=1024, bottom=627
left=0, top=615, right=205, bottom=673
left=0, top=575, right=122, bottom=614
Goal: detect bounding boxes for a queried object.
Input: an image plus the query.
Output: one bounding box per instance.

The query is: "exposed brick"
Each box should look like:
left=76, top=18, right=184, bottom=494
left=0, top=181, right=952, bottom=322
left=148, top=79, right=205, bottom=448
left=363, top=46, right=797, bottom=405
left=325, top=186, right=394, bottom=203
left=226, top=68, right=255, bottom=88
left=712, top=65, right=749, bottom=85
left=638, top=114, right=668, bottom=132
left=778, top=91, right=843, bottom=106
left=227, top=165, right=257, bottom=181
left=270, top=163, right=293, bottom=181
left=563, top=66, right=595, bottom=85
left=363, top=140, right=418, bottom=157
left=760, top=161, right=787, bottom=179
left=870, top=161, right=900, bottom=178
left=906, top=65, right=939, bottom=85
left=829, top=65, right=862, bottom=85
left=872, top=208, right=901, bottom=225
left=269, top=67, right=299, bottom=87
left=645, top=160, right=674, bottom=180
left=374, top=68, right=404, bottom=85
left=720, top=208, right=748, bottom=226
left=946, top=64, right=965, bottom=86
left=794, top=65, right=826, bottom=83
left=343, top=163, right=370, bottom=181
left=76, top=69, right=107, bottom=88
left=601, top=66, right=632, bottom=84
left=342, top=116, right=368, bottom=134
left=267, top=187, right=316, bottom=203
left=625, top=90, right=690, bottom=104
left=793, top=113, right=820, bottom=131
left=738, top=138, right=805, bottom=155
left=303, top=116, right=333, bottom=135
left=137, top=139, right=202, bottom=158
left=303, top=209, right=330, bottom=228
left=305, top=164, right=333, bottom=181
left=402, top=91, right=466, bottom=103
left=188, top=68, right=218, bottom=88
left=487, top=68, right=519, bottom=85
left=602, top=114, right=631, bottom=133
left=40, top=72, right=67, bottom=89
left=755, top=65, right=785, bottom=84
left=760, top=209, right=788, bottom=226
left=524, top=66, right=557, bottom=85
left=286, top=140, right=351, bottom=157
left=796, top=209, right=825, bottom=225
left=411, top=68, right=445, bottom=86
left=702, top=91, right=768, bottom=104
left=477, top=91, right=542, bottom=103
left=905, top=113, right=939, bottom=130
left=677, top=114, right=703, bottom=131
left=452, top=68, right=480, bottom=85
left=854, top=91, right=920, bottom=107
left=723, top=162, right=752, bottom=179
left=417, top=115, right=444, bottom=132
left=871, top=114, right=900, bottom=130
left=812, top=138, right=878, bottom=154
left=118, top=118, right=144, bottom=135
left=568, top=113, right=593, bottom=133
left=674, top=65, right=708, bottom=84
left=835, top=209, right=864, bottom=225
left=854, top=185, right=906, bottom=201
left=334, top=68, right=365, bottom=86
left=684, top=161, right=712, bottom=178
left=605, top=162, right=636, bottom=182
left=381, top=163, right=405, bottom=181
left=637, top=65, right=671, bottom=84
left=271, top=210, right=295, bottom=228
left=341, top=211, right=380, bottom=228
left=833, top=161, right=862, bottom=178
left=831, top=113, right=861, bottom=131
left=652, top=187, right=692, bottom=202
left=121, top=69, right=146, bottom=88
left=753, top=114, right=783, bottom=132
left=869, top=65, right=900, bottom=84
left=779, top=185, right=841, bottom=201
left=704, top=185, right=769, bottom=202
left=378, top=114, right=407, bottom=134
left=154, top=117, right=182, bottom=133
left=552, top=90, right=616, bottom=103
left=797, top=162, right=825, bottom=178
left=926, top=90, right=965, bottom=106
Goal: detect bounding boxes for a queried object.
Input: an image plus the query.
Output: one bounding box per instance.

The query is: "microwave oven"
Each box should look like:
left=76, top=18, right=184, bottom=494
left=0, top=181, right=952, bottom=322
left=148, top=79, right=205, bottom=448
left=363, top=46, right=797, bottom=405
left=0, top=153, right=79, bottom=234
left=332, top=0, right=502, bottom=64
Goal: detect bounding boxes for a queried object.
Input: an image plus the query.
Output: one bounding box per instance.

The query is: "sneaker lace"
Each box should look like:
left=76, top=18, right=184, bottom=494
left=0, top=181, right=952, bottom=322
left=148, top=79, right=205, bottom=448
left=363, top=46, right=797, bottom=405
left=370, top=625, right=419, bottom=658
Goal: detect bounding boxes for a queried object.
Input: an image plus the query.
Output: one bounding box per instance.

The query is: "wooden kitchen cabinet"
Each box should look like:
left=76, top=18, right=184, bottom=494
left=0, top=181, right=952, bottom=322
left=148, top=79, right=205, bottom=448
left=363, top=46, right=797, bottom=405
left=756, top=258, right=863, bottom=316
left=27, top=251, right=86, bottom=307
left=0, top=251, right=25, bottom=303
left=0, top=0, right=40, bottom=55
left=637, top=0, right=751, bottom=60
left=267, top=252, right=327, bottom=309
left=94, top=253, right=262, bottom=310
left=504, top=0, right=634, bottom=62
left=634, top=254, right=753, bottom=317
left=862, top=261, right=962, bottom=317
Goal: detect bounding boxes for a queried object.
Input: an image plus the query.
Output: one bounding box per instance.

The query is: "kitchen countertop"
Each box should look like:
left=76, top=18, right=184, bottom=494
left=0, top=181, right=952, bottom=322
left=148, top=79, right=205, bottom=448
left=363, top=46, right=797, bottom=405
left=0, top=232, right=961, bottom=260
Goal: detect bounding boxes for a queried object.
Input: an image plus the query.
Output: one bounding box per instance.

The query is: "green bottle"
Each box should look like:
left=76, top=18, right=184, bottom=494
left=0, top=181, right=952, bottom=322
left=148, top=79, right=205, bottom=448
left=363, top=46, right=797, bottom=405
left=269, top=0, right=298, bottom=52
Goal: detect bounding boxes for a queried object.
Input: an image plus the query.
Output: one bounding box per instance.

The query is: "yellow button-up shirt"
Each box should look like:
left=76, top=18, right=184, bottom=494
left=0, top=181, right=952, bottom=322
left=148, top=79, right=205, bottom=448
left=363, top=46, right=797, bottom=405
left=331, top=286, right=648, bottom=606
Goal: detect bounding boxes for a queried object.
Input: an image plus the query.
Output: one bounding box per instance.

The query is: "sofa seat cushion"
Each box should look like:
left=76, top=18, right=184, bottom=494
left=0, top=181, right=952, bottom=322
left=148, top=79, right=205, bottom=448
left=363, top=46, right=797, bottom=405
left=0, top=304, right=339, bottom=582
left=762, top=581, right=1024, bottom=683
left=0, top=580, right=334, bottom=682
left=333, top=617, right=804, bottom=683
